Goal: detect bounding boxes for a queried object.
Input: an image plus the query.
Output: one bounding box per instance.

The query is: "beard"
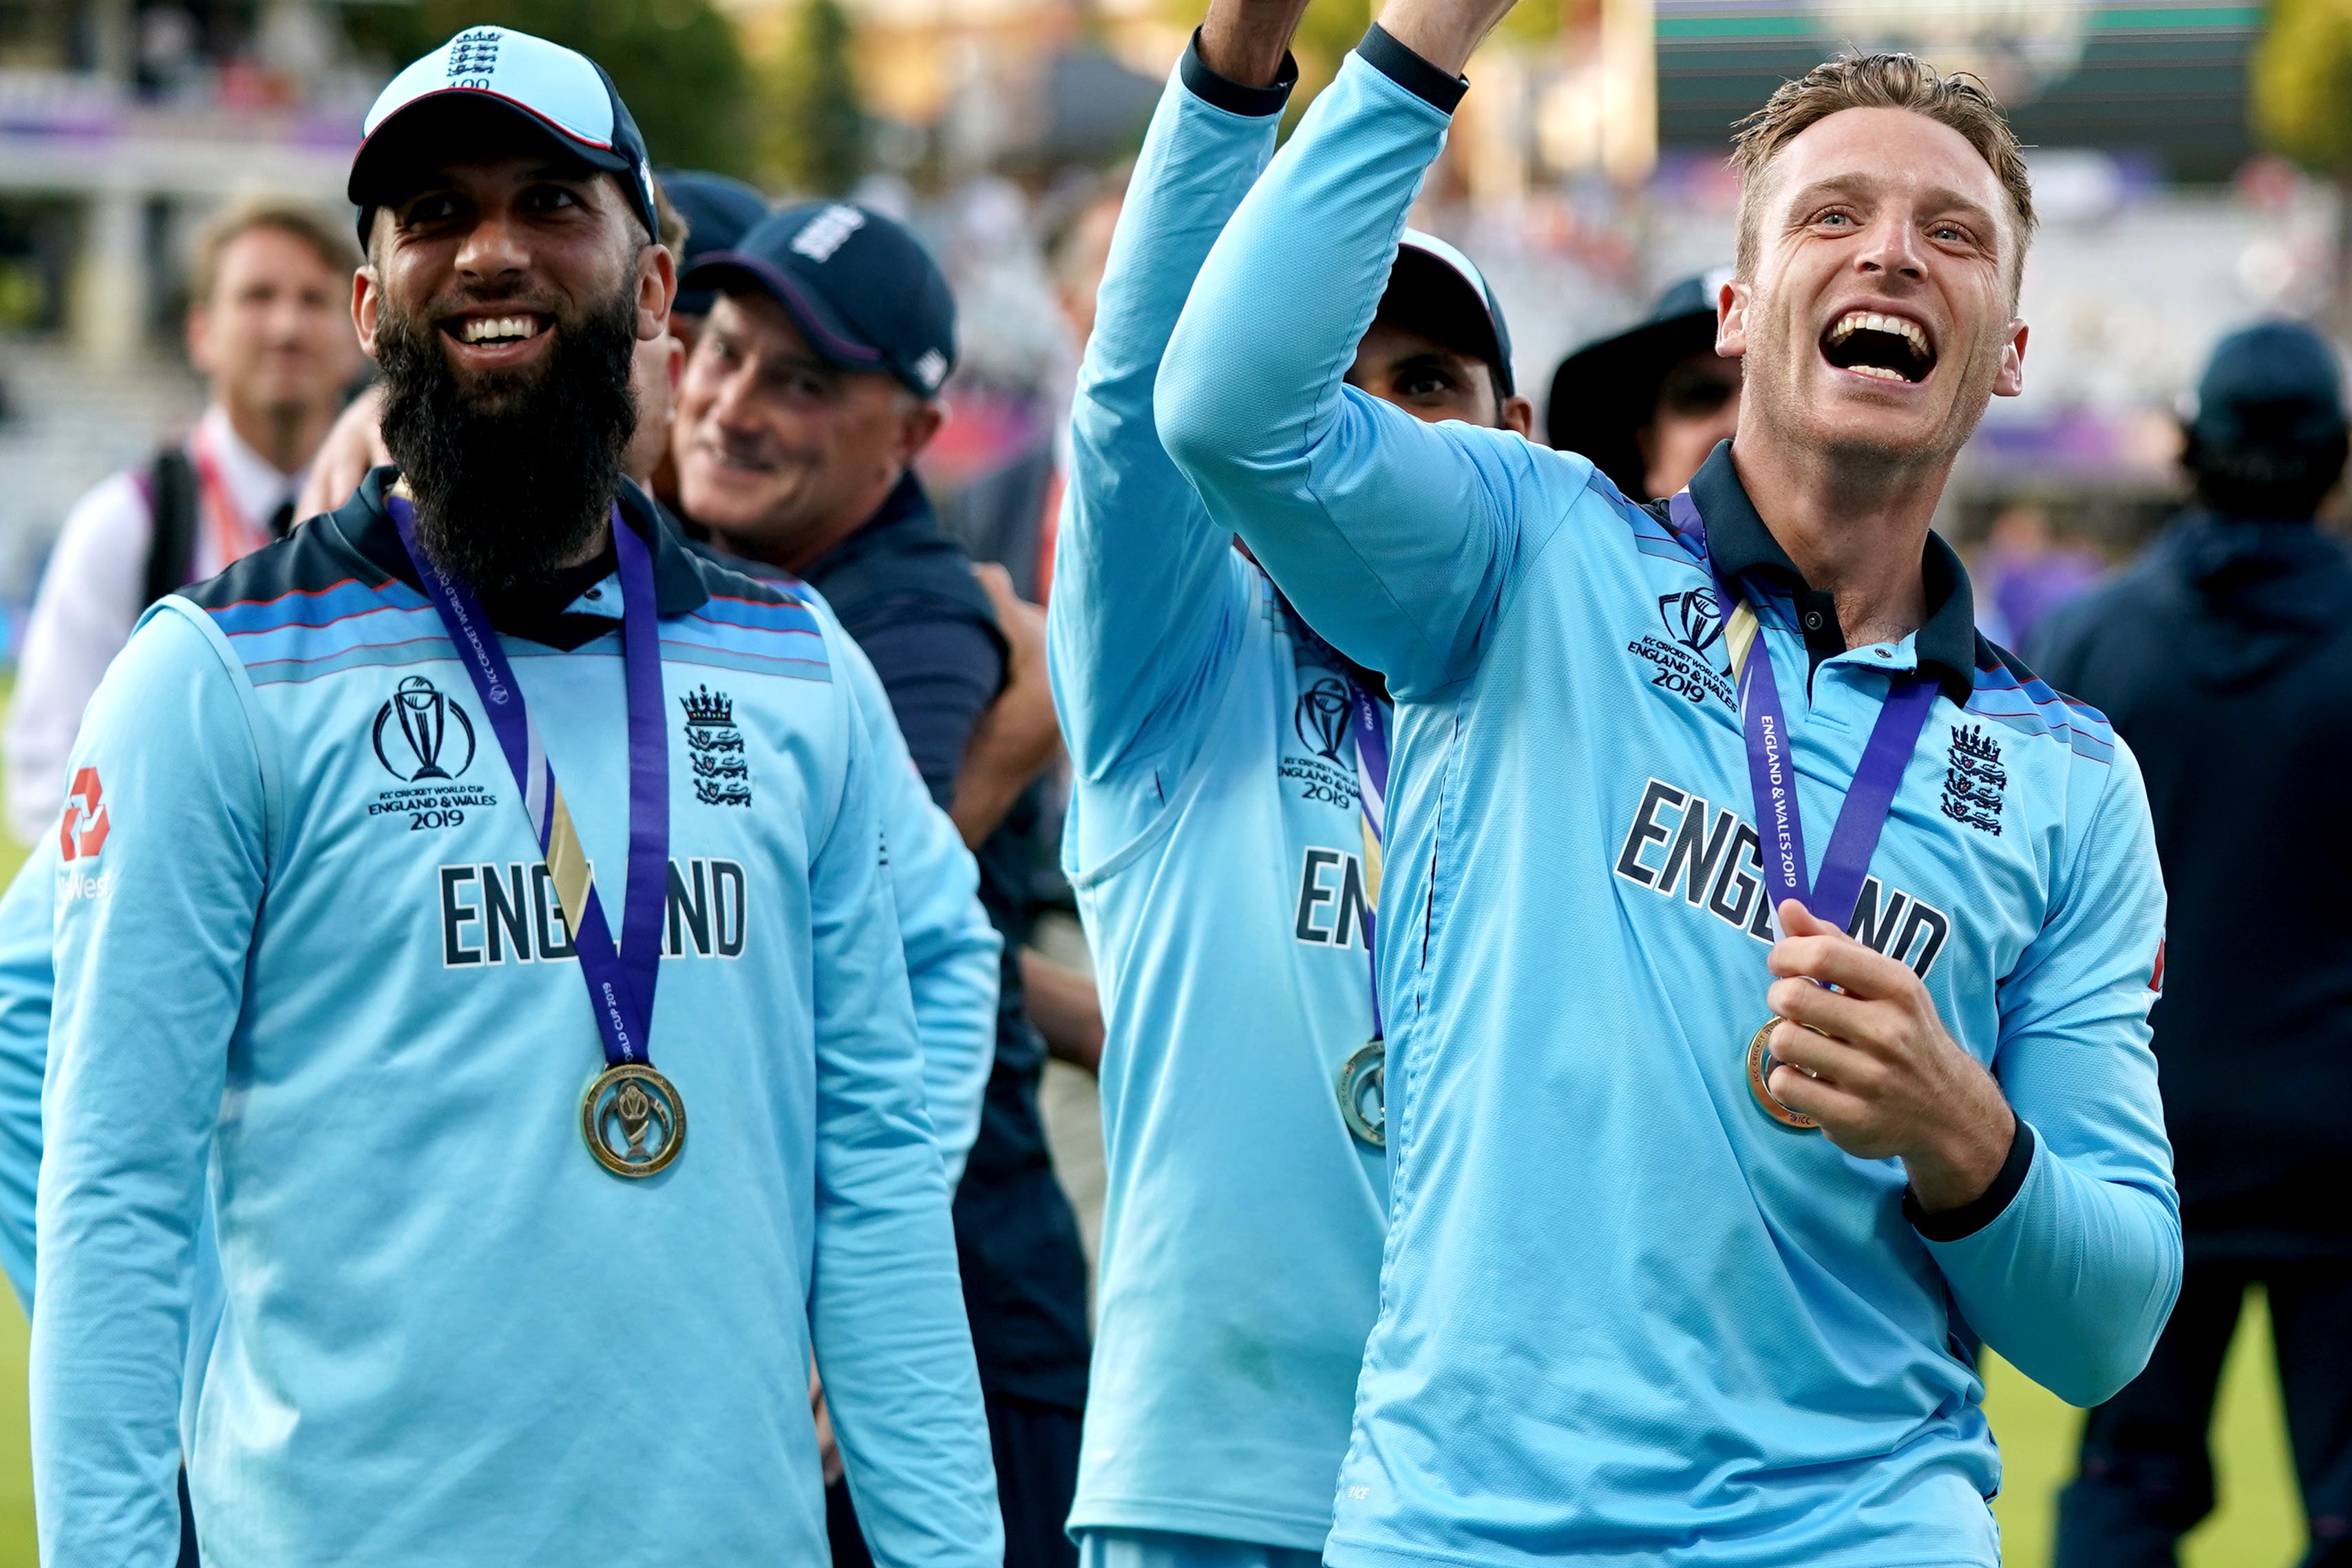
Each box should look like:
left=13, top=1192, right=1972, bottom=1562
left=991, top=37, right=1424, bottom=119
left=376, top=282, right=640, bottom=594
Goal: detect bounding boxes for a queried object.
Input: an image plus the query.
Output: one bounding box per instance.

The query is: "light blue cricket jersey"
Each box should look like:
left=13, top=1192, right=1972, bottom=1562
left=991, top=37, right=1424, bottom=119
left=0, top=571, right=999, bottom=1293
left=1048, top=54, right=1390, bottom=1554
left=32, top=473, right=1000, bottom=1568
left=1158, top=41, right=2182, bottom=1568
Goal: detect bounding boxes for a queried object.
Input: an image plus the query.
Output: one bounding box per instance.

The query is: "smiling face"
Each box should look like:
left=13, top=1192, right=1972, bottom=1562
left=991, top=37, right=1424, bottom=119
left=354, top=152, right=672, bottom=410
left=353, top=146, right=672, bottom=589
left=672, top=291, right=943, bottom=573
left=1718, top=105, right=2028, bottom=472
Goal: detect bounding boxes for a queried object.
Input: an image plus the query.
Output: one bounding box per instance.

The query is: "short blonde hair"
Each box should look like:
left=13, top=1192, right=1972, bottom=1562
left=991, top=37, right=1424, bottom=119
left=1729, top=52, right=2036, bottom=298
left=188, top=199, right=359, bottom=306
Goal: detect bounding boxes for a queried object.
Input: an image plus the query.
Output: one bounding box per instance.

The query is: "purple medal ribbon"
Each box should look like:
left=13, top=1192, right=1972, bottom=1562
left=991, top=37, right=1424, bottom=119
left=1668, top=491, right=1938, bottom=934
left=1345, top=679, right=1390, bottom=1036
left=389, top=496, right=672, bottom=1067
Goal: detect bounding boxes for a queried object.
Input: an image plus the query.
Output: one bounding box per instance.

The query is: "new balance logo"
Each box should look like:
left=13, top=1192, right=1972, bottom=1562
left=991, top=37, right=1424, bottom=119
left=790, top=204, right=866, bottom=264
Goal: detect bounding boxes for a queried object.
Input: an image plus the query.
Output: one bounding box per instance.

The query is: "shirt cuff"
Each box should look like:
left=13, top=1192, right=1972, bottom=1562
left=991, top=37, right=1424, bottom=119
left=1355, top=23, right=1468, bottom=114
left=1180, top=28, right=1298, bottom=118
left=1904, top=1119, right=2036, bottom=1242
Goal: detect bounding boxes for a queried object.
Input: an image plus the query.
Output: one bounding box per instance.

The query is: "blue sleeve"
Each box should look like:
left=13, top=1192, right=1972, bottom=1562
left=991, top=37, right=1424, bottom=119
left=1923, top=743, right=2180, bottom=1407
left=1155, top=39, right=1579, bottom=700
left=32, top=604, right=266, bottom=1568
left=1048, top=46, right=1284, bottom=785
left=847, top=609, right=1003, bottom=809
left=0, top=840, right=56, bottom=1315
left=805, top=617, right=1002, bottom=1568
left=836, top=612, right=1000, bottom=1185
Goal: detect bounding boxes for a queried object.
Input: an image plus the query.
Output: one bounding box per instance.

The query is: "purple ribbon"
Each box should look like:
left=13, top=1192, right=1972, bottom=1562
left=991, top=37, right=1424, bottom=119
left=389, top=496, right=672, bottom=1066
left=1346, top=679, right=1390, bottom=1037
left=1668, top=491, right=1938, bottom=934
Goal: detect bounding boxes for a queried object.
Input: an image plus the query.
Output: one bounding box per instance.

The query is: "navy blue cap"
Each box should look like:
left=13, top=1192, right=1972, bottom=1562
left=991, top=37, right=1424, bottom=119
left=681, top=202, right=957, bottom=396
left=349, top=27, right=659, bottom=244
left=1547, top=268, right=1733, bottom=496
left=1380, top=229, right=1516, bottom=396
left=2188, top=319, right=2346, bottom=452
left=659, top=169, right=770, bottom=317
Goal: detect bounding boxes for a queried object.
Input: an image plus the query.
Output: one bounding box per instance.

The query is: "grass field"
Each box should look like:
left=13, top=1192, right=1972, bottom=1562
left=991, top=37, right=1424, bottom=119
left=0, top=838, right=2307, bottom=1566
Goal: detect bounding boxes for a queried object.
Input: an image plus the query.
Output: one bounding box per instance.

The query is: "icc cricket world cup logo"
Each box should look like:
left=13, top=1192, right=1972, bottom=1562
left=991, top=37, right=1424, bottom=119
left=373, top=675, right=476, bottom=783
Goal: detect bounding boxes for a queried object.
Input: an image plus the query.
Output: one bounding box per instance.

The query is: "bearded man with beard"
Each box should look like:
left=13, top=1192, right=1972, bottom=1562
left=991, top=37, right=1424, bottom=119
left=27, top=30, right=999, bottom=1568
left=1158, top=16, right=2179, bottom=1568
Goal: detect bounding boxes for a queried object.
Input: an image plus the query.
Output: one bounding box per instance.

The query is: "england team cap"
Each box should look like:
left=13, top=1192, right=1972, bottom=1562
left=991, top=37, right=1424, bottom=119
left=348, top=27, right=660, bottom=245
left=1380, top=228, right=1517, bottom=396
left=681, top=201, right=958, bottom=397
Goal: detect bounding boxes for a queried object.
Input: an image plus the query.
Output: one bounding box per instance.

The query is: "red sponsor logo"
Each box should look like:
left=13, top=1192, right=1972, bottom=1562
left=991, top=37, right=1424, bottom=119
left=59, top=767, right=109, bottom=862
left=2148, top=937, right=2166, bottom=993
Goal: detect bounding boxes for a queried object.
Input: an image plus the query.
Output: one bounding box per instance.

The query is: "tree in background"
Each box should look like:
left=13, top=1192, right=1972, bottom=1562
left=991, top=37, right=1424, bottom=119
left=346, top=0, right=755, bottom=178
left=761, top=0, right=868, bottom=196
left=2254, top=0, right=2352, bottom=329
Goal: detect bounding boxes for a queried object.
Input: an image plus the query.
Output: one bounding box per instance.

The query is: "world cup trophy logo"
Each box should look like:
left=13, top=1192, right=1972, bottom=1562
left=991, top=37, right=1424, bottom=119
left=1293, top=676, right=1352, bottom=763
left=373, top=675, right=476, bottom=783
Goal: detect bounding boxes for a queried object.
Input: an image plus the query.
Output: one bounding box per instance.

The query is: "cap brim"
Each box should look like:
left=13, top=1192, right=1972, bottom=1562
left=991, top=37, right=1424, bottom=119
left=349, top=89, right=631, bottom=215
left=1545, top=310, right=1719, bottom=489
left=680, top=252, right=891, bottom=373
left=1379, top=246, right=1511, bottom=396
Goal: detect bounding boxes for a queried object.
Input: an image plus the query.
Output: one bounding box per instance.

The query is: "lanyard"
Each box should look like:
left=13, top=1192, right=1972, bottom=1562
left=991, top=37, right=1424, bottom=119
left=1668, top=491, right=1938, bottom=937
left=1346, top=679, right=1390, bottom=1036
left=190, top=427, right=279, bottom=566
left=388, top=496, right=672, bottom=1068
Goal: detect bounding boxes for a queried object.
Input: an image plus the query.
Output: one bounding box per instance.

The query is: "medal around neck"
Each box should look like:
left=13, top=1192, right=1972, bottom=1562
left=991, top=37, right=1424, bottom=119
left=582, top=1063, right=686, bottom=1176
left=390, top=494, right=684, bottom=1178
left=1668, top=491, right=1939, bottom=1136
left=1337, top=1038, right=1387, bottom=1148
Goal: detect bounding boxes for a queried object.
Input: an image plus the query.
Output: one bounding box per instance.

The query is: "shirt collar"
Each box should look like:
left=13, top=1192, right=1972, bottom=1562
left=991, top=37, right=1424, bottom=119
left=197, top=405, right=305, bottom=520
left=335, top=467, right=710, bottom=642
left=1686, top=440, right=1977, bottom=703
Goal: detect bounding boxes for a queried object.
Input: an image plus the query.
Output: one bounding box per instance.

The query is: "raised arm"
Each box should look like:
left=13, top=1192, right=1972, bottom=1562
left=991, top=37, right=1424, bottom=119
left=1048, top=10, right=1300, bottom=781
left=32, top=606, right=266, bottom=1567
left=1929, top=748, right=2180, bottom=1406
left=804, top=626, right=1000, bottom=1568
left=1154, top=17, right=1570, bottom=697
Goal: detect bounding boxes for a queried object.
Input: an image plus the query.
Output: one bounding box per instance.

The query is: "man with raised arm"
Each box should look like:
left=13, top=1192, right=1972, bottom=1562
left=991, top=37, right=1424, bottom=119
left=1156, top=9, right=2179, bottom=1564
left=31, top=30, right=997, bottom=1567
left=1049, top=0, right=1528, bottom=1564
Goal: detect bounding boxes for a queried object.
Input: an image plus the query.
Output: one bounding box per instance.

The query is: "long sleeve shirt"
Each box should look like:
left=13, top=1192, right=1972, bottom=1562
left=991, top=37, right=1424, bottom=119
left=1156, top=36, right=2180, bottom=1568
left=30, top=472, right=1000, bottom=1568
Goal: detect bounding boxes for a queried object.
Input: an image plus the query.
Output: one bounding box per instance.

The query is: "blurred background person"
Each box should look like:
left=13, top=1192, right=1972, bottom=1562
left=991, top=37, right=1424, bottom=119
left=672, top=202, right=1090, bottom=1568
left=2033, top=319, right=2352, bottom=1568
left=1544, top=271, right=1739, bottom=500
left=1974, top=500, right=2104, bottom=649
left=3, top=200, right=359, bottom=843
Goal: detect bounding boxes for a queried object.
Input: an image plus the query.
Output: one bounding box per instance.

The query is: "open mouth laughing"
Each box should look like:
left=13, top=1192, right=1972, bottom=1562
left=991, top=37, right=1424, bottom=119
left=437, top=310, right=557, bottom=359
left=1820, top=309, right=1936, bottom=385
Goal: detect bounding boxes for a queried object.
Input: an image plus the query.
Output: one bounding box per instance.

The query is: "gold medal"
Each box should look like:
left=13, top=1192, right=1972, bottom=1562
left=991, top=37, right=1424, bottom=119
left=581, top=1063, right=686, bottom=1177
left=1337, top=1037, right=1387, bottom=1149
left=1744, top=1019, right=1819, bottom=1132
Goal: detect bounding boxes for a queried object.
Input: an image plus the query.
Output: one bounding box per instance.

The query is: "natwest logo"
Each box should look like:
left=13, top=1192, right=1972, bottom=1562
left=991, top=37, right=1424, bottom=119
left=59, top=767, right=109, bottom=861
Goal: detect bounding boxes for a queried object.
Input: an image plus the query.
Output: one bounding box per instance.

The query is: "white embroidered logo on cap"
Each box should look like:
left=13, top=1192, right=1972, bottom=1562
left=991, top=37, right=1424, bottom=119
left=790, top=204, right=867, bottom=264
left=911, top=349, right=947, bottom=391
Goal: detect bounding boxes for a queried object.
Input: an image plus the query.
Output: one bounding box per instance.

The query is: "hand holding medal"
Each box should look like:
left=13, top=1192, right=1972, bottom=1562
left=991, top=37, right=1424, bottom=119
left=1759, top=899, right=2015, bottom=1211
